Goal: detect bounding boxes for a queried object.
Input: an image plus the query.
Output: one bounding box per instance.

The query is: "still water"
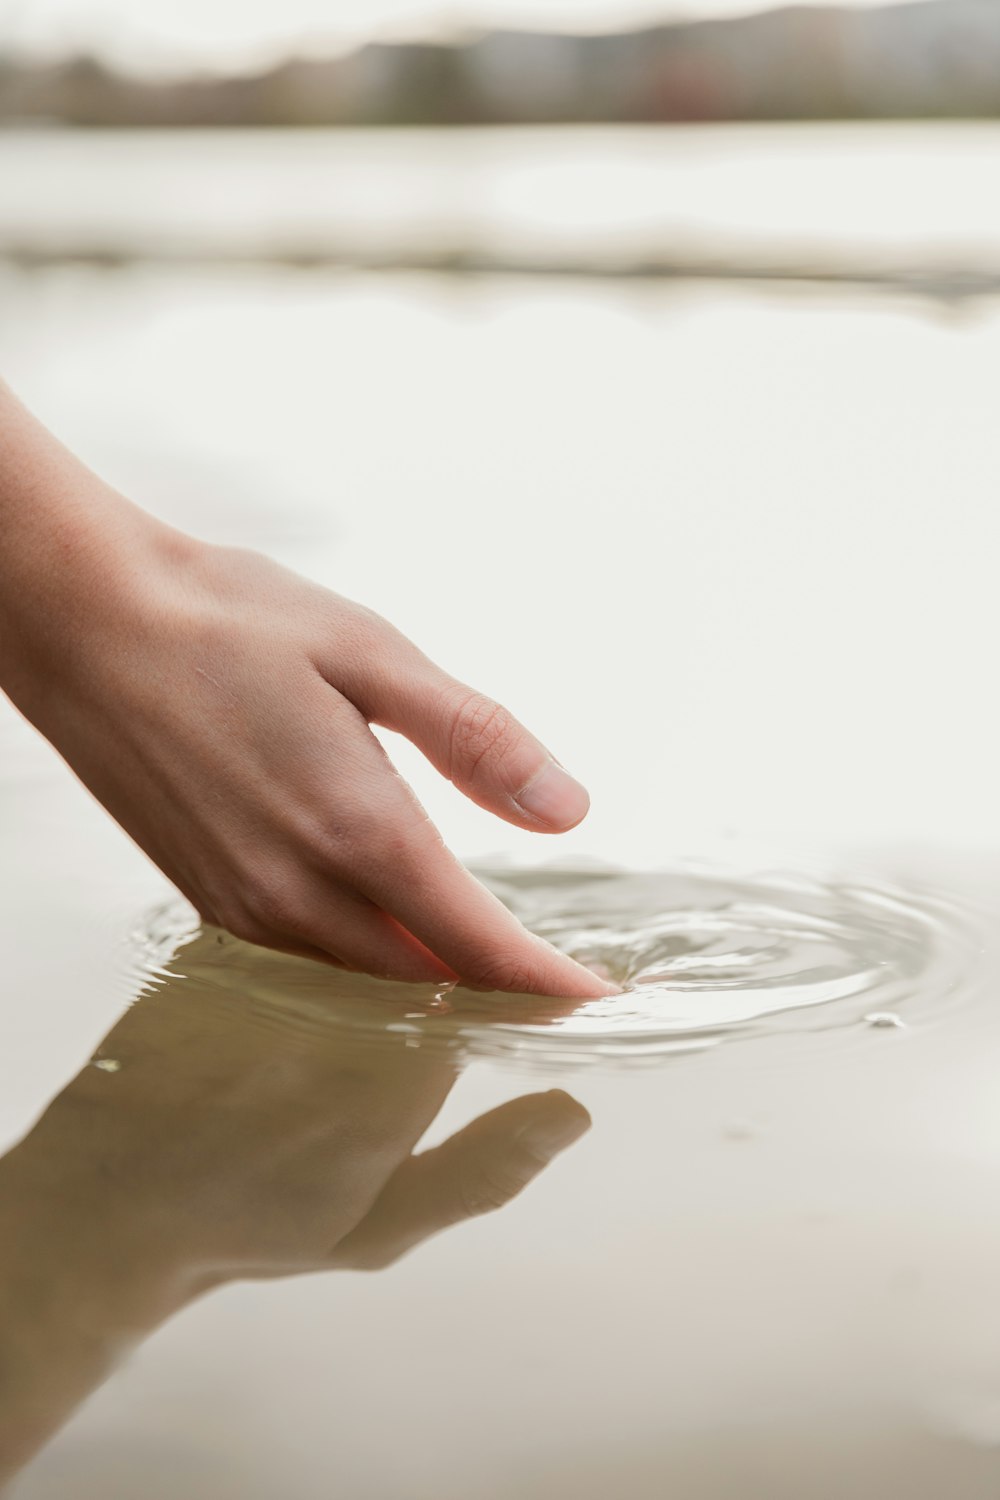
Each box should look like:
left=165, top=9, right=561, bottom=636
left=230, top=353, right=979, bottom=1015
left=5, top=826, right=1000, bottom=1496
left=2, top=124, right=1000, bottom=1494
left=2, top=123, right=1000, bottom=282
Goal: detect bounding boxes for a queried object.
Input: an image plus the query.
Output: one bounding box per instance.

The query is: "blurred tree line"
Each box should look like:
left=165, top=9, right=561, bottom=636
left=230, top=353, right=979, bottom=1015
left=1, top=0, right=999, bottom=127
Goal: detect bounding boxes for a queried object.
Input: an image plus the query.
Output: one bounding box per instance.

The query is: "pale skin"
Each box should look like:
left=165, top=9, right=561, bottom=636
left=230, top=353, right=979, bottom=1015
left=0, top=381, right=614, bottom=996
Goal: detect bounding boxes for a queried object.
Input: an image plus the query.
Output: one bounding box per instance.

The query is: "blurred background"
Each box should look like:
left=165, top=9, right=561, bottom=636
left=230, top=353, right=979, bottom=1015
left=2, top=0, right=999, bottom=868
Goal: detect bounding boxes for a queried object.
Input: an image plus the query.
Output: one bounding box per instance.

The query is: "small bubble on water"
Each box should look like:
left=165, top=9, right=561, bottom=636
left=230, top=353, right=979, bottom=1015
left=92, top=1058, right=122, bottom=1072
left=864, top=1011, right=907, bottom=1030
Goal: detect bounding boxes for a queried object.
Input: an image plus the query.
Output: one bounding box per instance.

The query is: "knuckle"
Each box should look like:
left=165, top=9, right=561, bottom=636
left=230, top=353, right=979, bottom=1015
left=220, top=907, right=273, bottom=950
left=240, top=872, right=305, bottom=937
left=459, top=1151, right=529, bottom=1217
left=447, top=691, right=519, bottom=783
left=342, top=600, right=393, bottom=648
left=467, top=954, right=536, bottom=995
left=309, top=813, right=375, bottom=875
left=329, top=603, right=395, bottom=681
left=314, top=812, right=420, bottom=882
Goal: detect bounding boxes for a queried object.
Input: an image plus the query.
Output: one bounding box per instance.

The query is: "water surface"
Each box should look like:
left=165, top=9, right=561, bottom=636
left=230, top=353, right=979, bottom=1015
left=6, top=834, right=1000, bottom=1499
left=2, top=123, right=999, bottom=288
left=2, top=121, right=1000, bottom=1496
left=133, top=861, right=973, bottom=1064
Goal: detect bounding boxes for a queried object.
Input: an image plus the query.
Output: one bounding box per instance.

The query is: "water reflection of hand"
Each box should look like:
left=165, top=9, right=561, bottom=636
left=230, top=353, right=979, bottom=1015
left=0, top=935, right=589, bottom=1479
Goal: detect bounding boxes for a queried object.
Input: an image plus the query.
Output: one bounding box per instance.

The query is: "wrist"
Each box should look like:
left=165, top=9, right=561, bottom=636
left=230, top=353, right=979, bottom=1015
left=0, top=387, right=201, bottom=715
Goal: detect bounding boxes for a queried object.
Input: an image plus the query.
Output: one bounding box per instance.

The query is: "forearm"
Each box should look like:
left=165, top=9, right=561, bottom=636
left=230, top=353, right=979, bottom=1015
left=0, top=382, right=191, bottom=716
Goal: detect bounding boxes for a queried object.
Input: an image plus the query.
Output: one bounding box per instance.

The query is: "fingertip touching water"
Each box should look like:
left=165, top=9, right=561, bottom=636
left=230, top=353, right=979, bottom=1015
left=127, top=861, right=975, bottom=1068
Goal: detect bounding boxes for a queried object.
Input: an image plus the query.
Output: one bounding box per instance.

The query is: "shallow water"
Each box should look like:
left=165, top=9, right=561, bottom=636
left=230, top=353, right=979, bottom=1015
left=133, top=862, right=973, bottom=1064
left=6, top=831, right=1000, bottom=1498
left=3, top=122, right=1000, bottom=1495
left=2, top=682, right=999, bottom=1496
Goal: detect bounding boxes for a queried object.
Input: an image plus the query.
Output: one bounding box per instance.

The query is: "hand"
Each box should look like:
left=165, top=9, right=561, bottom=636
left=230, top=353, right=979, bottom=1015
left=0, top=385, right=613, bottom=996
left=0, top=938, right=590, bottom=1477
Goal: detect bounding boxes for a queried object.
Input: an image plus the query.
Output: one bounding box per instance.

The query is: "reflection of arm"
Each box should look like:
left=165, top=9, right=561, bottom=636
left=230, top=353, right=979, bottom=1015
left=0, top=1033, right=588, bottom=1485
left=0, top=1138, right=191, bottom=1483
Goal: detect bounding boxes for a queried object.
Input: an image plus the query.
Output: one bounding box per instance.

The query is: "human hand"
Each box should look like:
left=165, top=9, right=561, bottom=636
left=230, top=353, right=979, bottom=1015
left=0, top=386, right=613, bottom=996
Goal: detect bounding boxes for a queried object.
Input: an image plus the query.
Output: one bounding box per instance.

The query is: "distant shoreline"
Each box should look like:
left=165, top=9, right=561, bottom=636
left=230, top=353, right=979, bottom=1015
left=3, top=119, right=996, bottom=307
left=0, top=116, right=996, bottom=132
left=2, top=244, right=995, bottom=305
left=2, top=1, right=998, bottom=129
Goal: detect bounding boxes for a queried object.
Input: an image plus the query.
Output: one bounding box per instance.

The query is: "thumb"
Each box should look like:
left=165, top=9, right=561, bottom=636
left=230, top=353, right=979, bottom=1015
left=348, top=640, right=591, bottom=832
left=427, top=685, right=592, bottom=832
left=331, top=1091, right=590, bottom=1271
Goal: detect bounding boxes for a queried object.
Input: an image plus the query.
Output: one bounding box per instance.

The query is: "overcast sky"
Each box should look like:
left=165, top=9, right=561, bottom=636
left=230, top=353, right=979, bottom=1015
left=2, top=0, right=906, bottom=74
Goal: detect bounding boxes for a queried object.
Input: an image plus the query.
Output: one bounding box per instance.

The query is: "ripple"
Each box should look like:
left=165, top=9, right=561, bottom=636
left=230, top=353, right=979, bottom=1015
left=126, top=863, right=973, bottom=1067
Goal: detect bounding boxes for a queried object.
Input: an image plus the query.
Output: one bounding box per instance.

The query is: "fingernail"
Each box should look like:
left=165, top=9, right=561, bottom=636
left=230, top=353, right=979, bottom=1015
left=515, top=760, right=590, bottom=829
left=520, top=1094, right=591, bottom=1160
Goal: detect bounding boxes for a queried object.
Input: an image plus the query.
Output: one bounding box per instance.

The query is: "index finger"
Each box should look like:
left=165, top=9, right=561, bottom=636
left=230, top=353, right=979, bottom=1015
left=347, top=799, right=614, bottom=998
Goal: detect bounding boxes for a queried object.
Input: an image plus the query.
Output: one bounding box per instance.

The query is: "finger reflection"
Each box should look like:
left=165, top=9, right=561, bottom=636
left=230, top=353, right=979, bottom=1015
left=0, top=928, right=590, bottom=1481
left=41, top=924, right=592, bottom=1282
